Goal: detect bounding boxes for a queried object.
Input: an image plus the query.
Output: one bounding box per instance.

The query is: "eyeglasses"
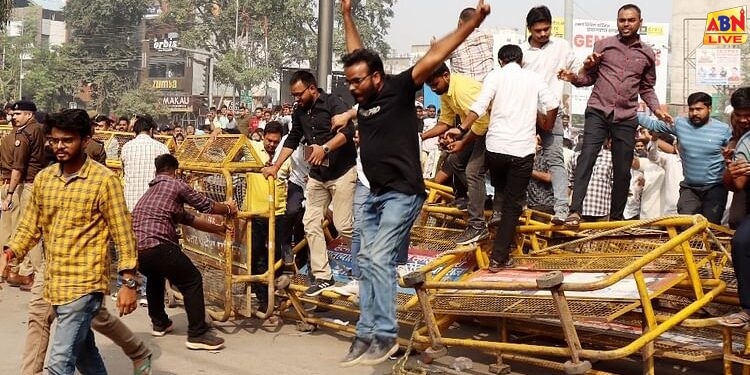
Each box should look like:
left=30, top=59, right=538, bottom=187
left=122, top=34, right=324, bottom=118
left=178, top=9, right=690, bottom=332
left=48, top=136, right=77, bottom=147
left=345, top=74, right=373, bottom=87
left=290, top=85, right=312, bottom=99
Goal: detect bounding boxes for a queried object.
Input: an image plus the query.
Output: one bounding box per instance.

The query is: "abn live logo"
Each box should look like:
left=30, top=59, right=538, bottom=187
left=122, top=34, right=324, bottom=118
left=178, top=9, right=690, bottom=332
left=704, top=6, right=748, bottom=45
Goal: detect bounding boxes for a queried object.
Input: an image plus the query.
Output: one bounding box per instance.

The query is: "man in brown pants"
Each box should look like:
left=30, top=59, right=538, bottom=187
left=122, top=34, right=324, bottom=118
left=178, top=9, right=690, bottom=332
left=0, top=101, right=46, bottom=288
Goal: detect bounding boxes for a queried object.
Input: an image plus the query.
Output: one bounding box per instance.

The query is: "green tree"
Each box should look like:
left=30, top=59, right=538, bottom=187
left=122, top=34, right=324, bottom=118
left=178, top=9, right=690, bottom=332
left=0, top=14, right=37, bottom=101
left=117, top=83, right=170, bottom=118
left=61, top=0, right=151, bottom=113
left=22, top=46, right=77, bottom=111
left=0, top=0, right=12, bottom=27
left=162, top=0, right=394, bottom=92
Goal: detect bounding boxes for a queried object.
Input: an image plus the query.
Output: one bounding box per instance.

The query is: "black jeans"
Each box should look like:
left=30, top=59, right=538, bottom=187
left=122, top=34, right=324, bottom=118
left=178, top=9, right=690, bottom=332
left=138, top=243, right=210, bottom=338
left=677, top=182, right=728, bottom=225
left=485, top=151, right=534, bottom=262
left=441, top=144, right=473, bottom=199
left=279, top=182, right=305, bottom=250
left=251, top=217, right=284, bottom=306
left=570, top=108, right=637, bottom=220
left=732, top=215, right=750, bottom=310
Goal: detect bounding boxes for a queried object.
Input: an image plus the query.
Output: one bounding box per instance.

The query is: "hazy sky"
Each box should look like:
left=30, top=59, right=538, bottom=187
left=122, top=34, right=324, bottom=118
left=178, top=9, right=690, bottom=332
left=386, top=0, right=674, bottom=54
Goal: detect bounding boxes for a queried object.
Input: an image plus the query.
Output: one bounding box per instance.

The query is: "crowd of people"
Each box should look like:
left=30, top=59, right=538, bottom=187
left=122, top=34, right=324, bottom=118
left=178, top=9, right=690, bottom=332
left=1, top=0, right=750, bottom=373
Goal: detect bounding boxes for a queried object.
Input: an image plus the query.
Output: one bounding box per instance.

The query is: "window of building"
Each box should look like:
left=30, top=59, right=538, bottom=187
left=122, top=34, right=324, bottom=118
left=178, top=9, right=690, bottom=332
left=148, top=61, right=185, bottom=78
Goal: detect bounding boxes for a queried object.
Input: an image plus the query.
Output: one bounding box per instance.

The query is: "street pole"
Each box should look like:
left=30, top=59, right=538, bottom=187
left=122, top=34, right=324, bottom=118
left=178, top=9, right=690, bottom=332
left=317, top=0, right=333, bottom=92
left=233, top=0, right=239, bottom=107
left=563, top=0, right=573, bottom=114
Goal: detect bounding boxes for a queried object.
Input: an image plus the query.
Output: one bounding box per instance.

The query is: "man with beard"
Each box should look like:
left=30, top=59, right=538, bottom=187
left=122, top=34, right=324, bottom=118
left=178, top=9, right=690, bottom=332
left=0, top=109, right=140, bottom=374
left=0, top=100, right=45, bottom=289
left=638, top=91, right=731, bottom=224
left=558, top=4, right=673, bottom=225
left=262, top=70, right=356, bottom=297
left=337, top=0, right=490, bottom=367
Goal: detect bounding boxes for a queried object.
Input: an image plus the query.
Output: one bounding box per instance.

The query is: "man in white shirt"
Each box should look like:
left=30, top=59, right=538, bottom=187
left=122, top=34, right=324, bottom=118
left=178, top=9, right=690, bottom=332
left=120, top=115, right=170, bottom=305
left=449, top=44, right=558, bottom=271
left=520, top=5, right=579, bottom=224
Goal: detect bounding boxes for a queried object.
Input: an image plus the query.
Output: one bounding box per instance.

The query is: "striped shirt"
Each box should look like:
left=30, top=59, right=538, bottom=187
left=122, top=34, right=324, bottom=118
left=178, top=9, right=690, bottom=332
left=449, top=28, right=495, bottom=81
left=569, top=149, right=613, bottom=217
left=132, top=175, right=214, bottom=250
left=121, top=134, right=170, bottom=211
left=8, top=158, right=138, bottom=305
left=638, top=114, right=731, bottom=186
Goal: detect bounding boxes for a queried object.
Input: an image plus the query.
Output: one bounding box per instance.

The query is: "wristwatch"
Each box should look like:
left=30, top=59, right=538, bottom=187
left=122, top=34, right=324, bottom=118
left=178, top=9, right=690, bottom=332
left=322, top=144, right=331, bottom=154
left=123, top=278, right=138, bottom=289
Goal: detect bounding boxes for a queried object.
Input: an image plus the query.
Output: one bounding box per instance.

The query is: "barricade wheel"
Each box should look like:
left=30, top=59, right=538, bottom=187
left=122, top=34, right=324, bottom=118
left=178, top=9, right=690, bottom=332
left=275, top=275, right=291, bottom=289
left=296, top=321, right=316, bottom=332
left=563, top=360, right=592, bottom=374
left=422, top=345, right=448, bottom=362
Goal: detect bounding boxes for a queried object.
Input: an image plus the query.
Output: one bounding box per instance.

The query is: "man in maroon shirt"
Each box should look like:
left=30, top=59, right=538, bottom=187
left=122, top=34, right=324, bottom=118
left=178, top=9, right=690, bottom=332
left=131, top=153, right=236, bottom=351
left=559, top=3, right=673, bottom=224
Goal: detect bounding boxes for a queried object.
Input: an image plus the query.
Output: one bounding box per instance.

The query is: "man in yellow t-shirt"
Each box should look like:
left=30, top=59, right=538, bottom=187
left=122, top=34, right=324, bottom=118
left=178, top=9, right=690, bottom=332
left=421, top=62, right=498, bottom=245
left=247, top=121, right=289, bottom=314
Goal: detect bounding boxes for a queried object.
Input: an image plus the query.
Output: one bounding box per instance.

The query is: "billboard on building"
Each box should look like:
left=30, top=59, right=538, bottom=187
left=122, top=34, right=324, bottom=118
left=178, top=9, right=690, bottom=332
left=570, top=20, right=670, bottom=115
left=695, top=48, right=742, bottom=86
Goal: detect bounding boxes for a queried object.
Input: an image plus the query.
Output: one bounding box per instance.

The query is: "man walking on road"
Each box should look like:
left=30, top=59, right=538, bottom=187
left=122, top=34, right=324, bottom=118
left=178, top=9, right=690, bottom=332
left=1, top=109, right=140, bottom=375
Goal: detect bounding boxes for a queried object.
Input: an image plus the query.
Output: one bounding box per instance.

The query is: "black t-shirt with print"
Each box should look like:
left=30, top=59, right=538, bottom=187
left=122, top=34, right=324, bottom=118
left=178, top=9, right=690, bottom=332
left=357, top=67, right=425, bottom=196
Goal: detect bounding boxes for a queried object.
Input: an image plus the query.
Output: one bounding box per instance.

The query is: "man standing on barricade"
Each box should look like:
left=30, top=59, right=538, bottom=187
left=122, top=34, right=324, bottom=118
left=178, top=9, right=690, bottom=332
left=337, top=0, right=490, bottom=367
left=262, top=70, right=357, bottom=297
left=558, top=4, right=672, bottom=225
left=521, top=5, right=579, bottom=224
left=0, top=100, right=45, bottom=289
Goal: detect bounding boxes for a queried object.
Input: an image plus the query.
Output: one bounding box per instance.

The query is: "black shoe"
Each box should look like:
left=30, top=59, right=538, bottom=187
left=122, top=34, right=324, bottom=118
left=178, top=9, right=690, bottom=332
left=488, top=257, right=514, bottom=273
left=359, top=336, right=399, bottom=366
left=488, top=211, right=502, bottom=227
left=282, top=245, right=295, bottom=266
left=304, top=278, right=335, bottom=296
left=339, top=337, right=371, bottom=367
left=151, top=320, right=174, bottom=337
left=453, top=197, right=468, bottom=210
left=455, top=226, right=489, bottom=245
left=185, top=331, right=225, bottom=350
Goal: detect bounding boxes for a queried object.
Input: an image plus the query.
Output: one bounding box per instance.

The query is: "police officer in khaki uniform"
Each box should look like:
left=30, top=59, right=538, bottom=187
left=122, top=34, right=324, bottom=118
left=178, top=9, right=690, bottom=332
left=0, top=100, right=45, bottom=288
left=87, top=122, right=107, bottom=164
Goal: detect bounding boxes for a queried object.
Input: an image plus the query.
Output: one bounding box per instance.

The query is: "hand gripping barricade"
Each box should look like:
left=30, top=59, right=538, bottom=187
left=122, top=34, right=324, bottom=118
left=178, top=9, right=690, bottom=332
left=169, top=134, right=284, bottom=321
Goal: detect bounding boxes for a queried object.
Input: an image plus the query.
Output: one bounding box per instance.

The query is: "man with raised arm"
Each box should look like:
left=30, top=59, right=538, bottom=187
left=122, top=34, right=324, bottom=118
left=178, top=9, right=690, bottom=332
left=337, top=0, right=490, bottom=367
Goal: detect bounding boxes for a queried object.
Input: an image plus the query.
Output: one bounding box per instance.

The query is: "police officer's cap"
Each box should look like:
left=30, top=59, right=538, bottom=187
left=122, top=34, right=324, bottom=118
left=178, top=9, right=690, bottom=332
left=12, top=100, right=36, bottom=112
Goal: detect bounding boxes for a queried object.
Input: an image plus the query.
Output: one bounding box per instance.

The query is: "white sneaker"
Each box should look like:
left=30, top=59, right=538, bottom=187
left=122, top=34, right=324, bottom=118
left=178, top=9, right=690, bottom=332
left=332, top=280, right=359, bottom=296
left=111, top=293, right=118, bottom=302
left=139, top=297, right=148, bottom=307
left=396, top=265, right=410, bottom=278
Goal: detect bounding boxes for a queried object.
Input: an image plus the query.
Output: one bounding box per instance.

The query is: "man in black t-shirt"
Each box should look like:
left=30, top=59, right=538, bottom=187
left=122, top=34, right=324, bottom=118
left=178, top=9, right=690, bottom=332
left=336, top=0, right=491, bottom=367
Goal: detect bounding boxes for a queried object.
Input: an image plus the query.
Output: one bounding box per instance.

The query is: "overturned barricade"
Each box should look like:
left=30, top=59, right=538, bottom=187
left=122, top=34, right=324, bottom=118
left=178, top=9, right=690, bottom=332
left=403, top=216, right=729, bottom=374
left=282, top=224, right=482, bottom=346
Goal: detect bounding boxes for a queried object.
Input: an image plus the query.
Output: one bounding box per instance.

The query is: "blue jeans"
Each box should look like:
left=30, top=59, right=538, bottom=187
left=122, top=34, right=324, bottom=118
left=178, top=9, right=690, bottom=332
left=350, top=180, right=370, bottom=280
left=539, top=115, right=569, bottom=217
left=48, top=293, right=107, bottom=375
left=356, top=190, right=425, bottom=339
